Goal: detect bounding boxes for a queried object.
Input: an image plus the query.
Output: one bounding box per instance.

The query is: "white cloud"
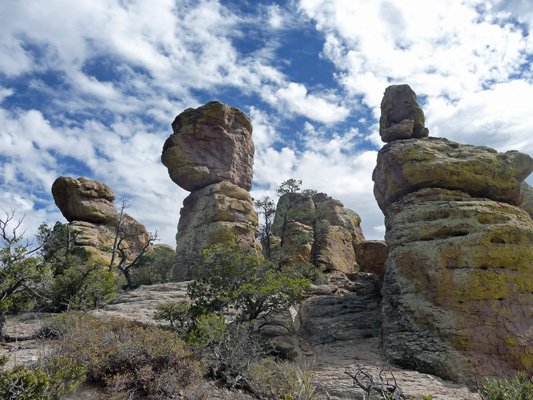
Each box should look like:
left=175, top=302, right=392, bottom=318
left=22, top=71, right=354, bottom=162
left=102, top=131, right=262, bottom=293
left=272, top=82, right=349, bottom=123
left=426, top=80, right=533, bottom=154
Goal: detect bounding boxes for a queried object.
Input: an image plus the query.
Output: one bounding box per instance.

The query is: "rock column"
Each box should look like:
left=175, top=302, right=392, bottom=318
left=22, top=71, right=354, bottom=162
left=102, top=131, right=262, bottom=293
left=162, top=101, right=260, bottom=281
left=374, top=85, right=533, bottom=381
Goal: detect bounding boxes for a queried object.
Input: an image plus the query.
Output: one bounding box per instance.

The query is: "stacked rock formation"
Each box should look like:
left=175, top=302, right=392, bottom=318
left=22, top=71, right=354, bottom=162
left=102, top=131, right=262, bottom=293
left=52, top=176, right=152, bottom=264
left=162, top=101, right=260, bottom=281
left=373, top=84, right=533, bottom=381
left=271, top=191, right=388, bottom=277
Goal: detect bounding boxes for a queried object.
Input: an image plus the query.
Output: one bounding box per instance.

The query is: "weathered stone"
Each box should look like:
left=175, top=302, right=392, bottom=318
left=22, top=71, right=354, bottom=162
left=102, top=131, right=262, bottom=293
left=161, top=101, right=254, bottom=191
left=51, top=176, right=152, bottom=266
left=520, top=181, right=533, bottom=219
left=52, top=176, right=118, bottom=224
left=382, top=187, right=533, bottom=380
left=271, top=192, right=364, bottom=273
left=174, top=182, right=260, bottom=280
left=373, top=137, right=533, bottom=211
left=354, top=240, right=388, bottom=280
left=316, top=225, right=356, bottom=274
left=313, top=192, right=366, bottom=245
left=379, top=84, right=429, bottom=142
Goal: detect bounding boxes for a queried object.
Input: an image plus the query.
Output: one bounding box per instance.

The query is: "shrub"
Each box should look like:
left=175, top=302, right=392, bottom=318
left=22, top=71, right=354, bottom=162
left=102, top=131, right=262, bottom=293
left=49, top=313, right=203, bottom=399
left=479, top=372, right=533, bottom=400
left=188, top=242, right=310, bottom=324
left=130, top=246, right=175, bottom=287
left=247, top=358, right=318, bottom=400
left=153, top=300, right=191, bottom=336
left=0, top=354, right=86, bottom=400
left=44, top=256, right=118, bottom=311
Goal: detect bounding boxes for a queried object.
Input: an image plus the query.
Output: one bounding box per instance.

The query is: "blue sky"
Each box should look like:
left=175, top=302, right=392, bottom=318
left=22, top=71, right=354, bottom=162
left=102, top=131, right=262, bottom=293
left=1, top=0, right=533, bottom=246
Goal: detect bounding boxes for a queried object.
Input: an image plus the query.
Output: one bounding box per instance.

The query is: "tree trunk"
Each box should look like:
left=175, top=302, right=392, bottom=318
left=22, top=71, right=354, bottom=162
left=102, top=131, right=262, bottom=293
left=0, top=310, right=5, bottom=342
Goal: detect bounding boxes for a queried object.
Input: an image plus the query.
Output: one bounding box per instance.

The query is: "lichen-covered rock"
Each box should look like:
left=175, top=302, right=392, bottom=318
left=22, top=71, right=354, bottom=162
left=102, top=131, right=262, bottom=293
left=271, top=192, right=364, bottom=274
left=381, top=188, right=533, bottom=380
left=161, top=101, right=255, bottom=191
left=379, top=84, right=429, bottom=142
left=313, top=193, right=366, bottom=246
left=373, top=137, right=533, bottom=211
left=174, top=182, right=260, bottom=280
left=316, top=225, right=356, bottom=274
left=52, top=176, right=151, bottom=266
left=354, top=240, right=388, bottom=280
left=520, top=181, right=533, bottom=219
left=52, top=176, right=118, bottom=224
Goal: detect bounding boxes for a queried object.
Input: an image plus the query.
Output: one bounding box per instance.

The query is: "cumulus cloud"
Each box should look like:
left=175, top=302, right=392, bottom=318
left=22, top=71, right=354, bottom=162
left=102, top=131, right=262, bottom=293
left=271, top=82, right=349, bottom=123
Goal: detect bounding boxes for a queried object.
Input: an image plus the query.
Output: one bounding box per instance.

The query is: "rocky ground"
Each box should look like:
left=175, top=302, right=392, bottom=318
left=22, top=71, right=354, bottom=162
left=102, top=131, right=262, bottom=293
left=2, top=280, right=480, bottom=400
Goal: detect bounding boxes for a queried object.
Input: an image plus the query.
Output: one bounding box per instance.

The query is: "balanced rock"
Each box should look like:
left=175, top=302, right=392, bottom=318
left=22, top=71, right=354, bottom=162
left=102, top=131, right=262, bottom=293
left=52, top=176, right=118, bottom=224
left=271, top=192, right=365, bottom=274
left=162, top=102, right=260, bottom=281
left=51, top=176, right=151, bottom=265
left=373, top=114, right=533, bottom=379
left=161, top=101, right=254, bottom=192
left=379, top=84, right=429, bottom=142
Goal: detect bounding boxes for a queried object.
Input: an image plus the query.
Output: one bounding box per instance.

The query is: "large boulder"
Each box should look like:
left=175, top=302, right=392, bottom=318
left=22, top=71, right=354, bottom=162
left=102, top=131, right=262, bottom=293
left=174, top=181, right=260, bottom=280
left=161, top=101, right=255, bottom=192
left=379, top=84, right=429, bottom=142
left=52, top=176, right=118, bottom=224
left=354, top=240, right=388, bottom=280
left=51, top=176, right=151, bottom=265
left=373, top=137, right=533, bottom=211
left=271, top=192, right=366, bottom=274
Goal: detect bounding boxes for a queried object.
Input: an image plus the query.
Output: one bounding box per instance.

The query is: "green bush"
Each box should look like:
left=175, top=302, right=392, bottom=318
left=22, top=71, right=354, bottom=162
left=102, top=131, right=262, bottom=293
left=0, top=354, right=86, bottom=400
left=154, top=300, right=191, bottom=336
left=130, top=246, right=175, bottom=287
left=45, top=256, right=118, bottom=311
left=247, top=358, right=318, bottom=400
left=188, top=242, right=310, bottom=324
left=49, top=313, right=203, bottom=398
left=480, top=372, right=533, bottom=400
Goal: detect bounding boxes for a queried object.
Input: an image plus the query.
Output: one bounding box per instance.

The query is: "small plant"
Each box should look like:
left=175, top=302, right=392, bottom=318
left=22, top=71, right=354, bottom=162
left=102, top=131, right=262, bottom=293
left=479, top=372, right=533, bottom=400
left=47, top=312, right=203, bottom=398
left=154, top=299, right=191, bottom=335
left=0, top=354, right=86, bottom=400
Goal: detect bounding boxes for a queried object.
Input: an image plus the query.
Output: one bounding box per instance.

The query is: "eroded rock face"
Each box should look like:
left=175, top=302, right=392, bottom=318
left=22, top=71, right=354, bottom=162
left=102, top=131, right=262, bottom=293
left=373, top=138, right=533, bottom=211
left=52, top=176, right=118, bottom=224
left=161, top=101, right=254, bottom=192
left=382, top=188, right=533, bottom=380
left=271, top=192, right=366, bottom=274
left=162, top=102, right=260, bottom=281
left=174, top=182, right=260, bottom=280
left=52, top=177, right=151, bottom=265
left=379, top=84, right=429, bottom=142
left=354, top=240, right=388, bottom=280
left=373, top=88, right=533, bottom=381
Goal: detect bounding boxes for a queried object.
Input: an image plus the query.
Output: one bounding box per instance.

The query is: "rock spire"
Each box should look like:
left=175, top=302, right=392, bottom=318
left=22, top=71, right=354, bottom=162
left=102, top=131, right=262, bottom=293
left=162, top=101, right=260, bottom=280
left=373, top=85, right=533, bottom=381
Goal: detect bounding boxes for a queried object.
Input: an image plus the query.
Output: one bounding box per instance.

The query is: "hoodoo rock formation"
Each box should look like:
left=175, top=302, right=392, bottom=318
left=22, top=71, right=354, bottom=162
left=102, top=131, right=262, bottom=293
left=52, top=176, right=152, bottom=264
left=162, top=101, right=260, bottom=280
left=271, top=191, right=388, bottom=276
left=374, top=85, right=533, bottom=381
left=379, top=84, right=429, bottom=142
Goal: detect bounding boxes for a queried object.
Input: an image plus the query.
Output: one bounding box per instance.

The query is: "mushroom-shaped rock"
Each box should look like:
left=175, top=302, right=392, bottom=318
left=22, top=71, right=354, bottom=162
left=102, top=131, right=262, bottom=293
left=52, top=176, right=118, bottom=224
left=379, top=84, right=429, bottom=142
left=161, top=101, right=255, bottom=191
